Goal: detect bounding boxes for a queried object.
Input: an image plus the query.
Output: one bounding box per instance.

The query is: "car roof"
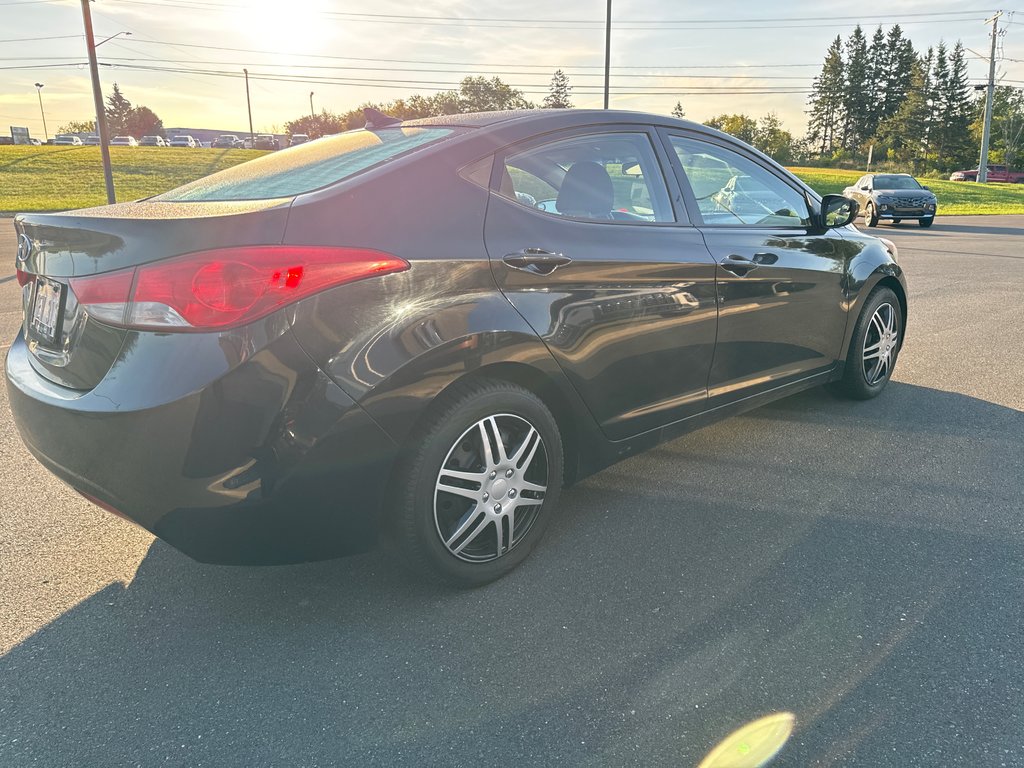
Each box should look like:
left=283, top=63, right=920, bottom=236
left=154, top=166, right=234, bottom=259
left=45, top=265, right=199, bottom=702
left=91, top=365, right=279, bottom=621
left=403, top=108, right=700, bottom=130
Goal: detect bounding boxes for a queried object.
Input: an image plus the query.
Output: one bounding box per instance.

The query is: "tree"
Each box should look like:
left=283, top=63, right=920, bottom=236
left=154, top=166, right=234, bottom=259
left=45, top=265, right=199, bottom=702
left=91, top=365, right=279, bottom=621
left=458, top=76, right=533, bottom=112
left=929, top=42, right=951, bottom=161
left=875, top=53, right=931, bottom=166
left=806, top=36, right=846, bottom=155
left=704, top=114, right=758, bottom=145
left=543, top=70, right=573, bottom=109
left=105, top=82, right=133, bottom=135
left=973, top=86, right=1024, bottom=169
left=56, top=119, right=96, bottom=134
left=284, top=109, right=345, bottom=139
left=671, top=101, right=686, bottom=119
left=754, top=113, right=794, bottom=163
left=842, top=25, right=871, bottom=149
left=864, top=26, right=888, bottom=139
left=938, top=42, right=974, bottom=170
left=882, top=25, right=916, bottom=123
left=124, top=105, right=164, bottom=138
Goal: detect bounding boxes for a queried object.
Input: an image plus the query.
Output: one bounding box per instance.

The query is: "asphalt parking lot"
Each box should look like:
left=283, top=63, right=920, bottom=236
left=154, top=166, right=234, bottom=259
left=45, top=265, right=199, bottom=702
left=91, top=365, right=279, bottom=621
left=1, top=216, right=1022, bottom=767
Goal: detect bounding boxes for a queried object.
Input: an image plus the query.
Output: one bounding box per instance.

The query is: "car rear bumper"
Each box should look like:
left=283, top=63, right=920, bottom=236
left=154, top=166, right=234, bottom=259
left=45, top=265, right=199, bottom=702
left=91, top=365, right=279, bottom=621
left=5, top=328, right=399, bottom=565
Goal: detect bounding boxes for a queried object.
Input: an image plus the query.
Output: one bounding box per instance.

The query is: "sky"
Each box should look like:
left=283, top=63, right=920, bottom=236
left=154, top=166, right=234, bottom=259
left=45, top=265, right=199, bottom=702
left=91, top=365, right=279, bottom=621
left=1, top=0, right=1022, bottom=140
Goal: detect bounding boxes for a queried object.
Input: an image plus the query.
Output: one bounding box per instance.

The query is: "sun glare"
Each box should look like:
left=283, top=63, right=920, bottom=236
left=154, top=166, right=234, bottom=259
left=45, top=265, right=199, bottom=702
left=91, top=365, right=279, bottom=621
left=241, top=0, right=331, bottom=49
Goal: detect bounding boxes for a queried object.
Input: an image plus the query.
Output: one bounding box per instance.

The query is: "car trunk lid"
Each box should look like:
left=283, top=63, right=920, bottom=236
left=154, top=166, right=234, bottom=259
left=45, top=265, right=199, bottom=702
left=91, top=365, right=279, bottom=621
left=14, top=198, right=292, bottom=390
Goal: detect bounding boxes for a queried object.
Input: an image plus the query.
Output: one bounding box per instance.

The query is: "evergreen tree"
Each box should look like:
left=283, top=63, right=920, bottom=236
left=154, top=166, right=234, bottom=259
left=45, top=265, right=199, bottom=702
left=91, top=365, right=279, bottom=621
left=542, top=70, right=573, bottom=109
left=864, top=26, right=888, bottom=139
left=882, top=26, right=916, bottom=122
left=940, top=42, right=974, bottom=169
left=876, top=53, right=931, bottom=164
left=104, top=83, right=133, bottom=135
left=842, top=25, right=871, bottom=148
left=929, top=42, right=951, bottom=161
left=806, top=35, right=845, bottom=155
left=671, top=101, right=686, bottom=119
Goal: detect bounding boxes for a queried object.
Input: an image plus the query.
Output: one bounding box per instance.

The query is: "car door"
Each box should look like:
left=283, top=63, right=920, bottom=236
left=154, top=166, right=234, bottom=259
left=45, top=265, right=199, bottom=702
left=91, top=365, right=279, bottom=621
left=850, top=175, right=870, bottom=209
left=660, top=130, right=849, bottom=405
left=482, top=126, right=719, bottom=440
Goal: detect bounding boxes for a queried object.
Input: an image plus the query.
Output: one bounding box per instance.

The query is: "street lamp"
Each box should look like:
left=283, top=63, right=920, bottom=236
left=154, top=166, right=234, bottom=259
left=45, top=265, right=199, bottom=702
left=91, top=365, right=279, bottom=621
left=94, top=30, right=131, bottom=47
left=34, top=83, right=48, bottom=142
left=309, top=91, right=315, bottom=138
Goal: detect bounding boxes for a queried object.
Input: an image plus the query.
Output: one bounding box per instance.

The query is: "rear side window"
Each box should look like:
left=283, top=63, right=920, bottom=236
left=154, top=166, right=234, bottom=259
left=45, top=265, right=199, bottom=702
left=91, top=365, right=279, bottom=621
left=498, top=132, right=675, bottom=223
left=154, top=127, right=458, bottom=202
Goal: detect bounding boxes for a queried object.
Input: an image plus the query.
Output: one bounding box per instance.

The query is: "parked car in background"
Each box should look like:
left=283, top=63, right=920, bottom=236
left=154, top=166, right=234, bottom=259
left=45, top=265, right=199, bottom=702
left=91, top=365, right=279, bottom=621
left=168, top=135, right=198, bottom=148
left=7, top=108, right=904, bottom=587
left=254, top=134, right=279, bottom=150
left=53, top=134, right=83, bottom=146
left=110, top=136, right=138, bottom=147
left=843, top=173, right=937, bottom=228
left=949, top=164, right=1024, bottom=183
left=212, top=134, right=243, bottom=149
left=83, top=134, right=100, bottom=146
left=288, top=133, right=310, bottom=146
left=140, top=135, right=167, bottom=147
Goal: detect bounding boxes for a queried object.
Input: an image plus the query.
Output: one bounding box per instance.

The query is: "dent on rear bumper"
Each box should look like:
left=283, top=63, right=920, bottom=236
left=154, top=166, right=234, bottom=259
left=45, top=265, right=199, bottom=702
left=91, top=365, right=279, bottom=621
left=5, top=328, right=399, bottom=565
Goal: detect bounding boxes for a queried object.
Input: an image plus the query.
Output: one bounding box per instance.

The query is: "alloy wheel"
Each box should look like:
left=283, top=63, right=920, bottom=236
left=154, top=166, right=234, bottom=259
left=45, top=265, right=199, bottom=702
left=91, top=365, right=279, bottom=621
left=434, top=414, right=548, bottom=563
left=862, top=302, right=899, bottom=385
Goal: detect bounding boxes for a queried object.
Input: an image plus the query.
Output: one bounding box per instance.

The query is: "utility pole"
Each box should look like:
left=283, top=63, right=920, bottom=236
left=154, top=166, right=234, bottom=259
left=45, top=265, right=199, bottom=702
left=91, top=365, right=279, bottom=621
left=34, top=83, right=48, bottom=141
left=80, top=0, right=115, bottom=204
left=243, top=68, right=254, bottom=149
left=977, top=11, right=1002, bottom=184
left=603, top=0, right=611, bottom=109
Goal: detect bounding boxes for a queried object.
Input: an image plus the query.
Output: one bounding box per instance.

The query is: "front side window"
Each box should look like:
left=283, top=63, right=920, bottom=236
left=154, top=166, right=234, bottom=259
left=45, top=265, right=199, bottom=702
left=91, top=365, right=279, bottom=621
left=498, top=132, right=674, bottom=223
left=669, top=135, right=810, bottom=227
left=154, top=127, right=458, bottom=202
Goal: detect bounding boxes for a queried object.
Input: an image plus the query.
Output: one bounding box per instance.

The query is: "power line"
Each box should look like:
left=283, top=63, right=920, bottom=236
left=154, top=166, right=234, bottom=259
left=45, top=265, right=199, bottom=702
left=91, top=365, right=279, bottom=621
left=92, top=36, right=822, bottom=70
left=85, top=0, right=1006, bottom=30
left=0, top=34, right=82, bottom=43
left=7, top=54, right=817, bottom=79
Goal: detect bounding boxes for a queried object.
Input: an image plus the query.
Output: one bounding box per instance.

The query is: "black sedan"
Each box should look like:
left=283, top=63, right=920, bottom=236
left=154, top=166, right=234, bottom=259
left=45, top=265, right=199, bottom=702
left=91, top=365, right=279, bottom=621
left=843, top=173, right=937, bottom=227
left=7, top=109, right=906, bottom=586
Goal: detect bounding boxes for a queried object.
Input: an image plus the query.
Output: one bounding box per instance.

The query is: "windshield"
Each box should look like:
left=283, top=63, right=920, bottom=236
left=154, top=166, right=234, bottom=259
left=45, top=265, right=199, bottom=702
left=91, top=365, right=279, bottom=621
left=154, top=127, right=458, bottom=202
left=874, top=175, right=922, bottom=190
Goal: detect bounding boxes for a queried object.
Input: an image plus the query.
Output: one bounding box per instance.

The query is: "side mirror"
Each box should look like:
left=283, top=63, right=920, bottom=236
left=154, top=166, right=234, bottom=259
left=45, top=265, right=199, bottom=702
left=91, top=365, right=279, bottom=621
left=859, top=185, right=870, bottom=191
left=818, top=194, right=858, bottom=229
left=922, top=185, right=930, bottom=190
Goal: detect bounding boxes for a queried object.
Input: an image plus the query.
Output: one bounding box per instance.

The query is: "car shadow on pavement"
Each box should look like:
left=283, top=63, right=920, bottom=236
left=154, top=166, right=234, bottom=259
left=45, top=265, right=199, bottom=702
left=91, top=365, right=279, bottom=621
left=1, top=383, right=1021, bottom=767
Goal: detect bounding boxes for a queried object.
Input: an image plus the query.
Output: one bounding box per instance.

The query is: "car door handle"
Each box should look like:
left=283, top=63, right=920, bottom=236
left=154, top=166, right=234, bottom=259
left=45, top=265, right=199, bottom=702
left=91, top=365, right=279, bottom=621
left=721, top=254, right=757, bottom=276
left=502, top=249, right=572, bottom=275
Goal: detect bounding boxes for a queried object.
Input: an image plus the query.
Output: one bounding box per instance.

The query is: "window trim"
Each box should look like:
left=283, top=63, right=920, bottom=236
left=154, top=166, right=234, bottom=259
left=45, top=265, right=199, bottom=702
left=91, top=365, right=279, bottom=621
left=656, top=128, right=819, bottom=231
left=488, top=124, right=691, bottom=227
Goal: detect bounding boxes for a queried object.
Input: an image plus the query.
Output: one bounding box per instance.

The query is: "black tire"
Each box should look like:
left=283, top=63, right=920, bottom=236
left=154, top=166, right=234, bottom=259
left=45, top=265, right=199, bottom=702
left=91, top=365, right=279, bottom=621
left=386, top=379, right=564, bottom=587
left=865, top=202, right=879, bottom=227
left=833, top=287, right=902, bottom=400
left=918, top=217, right=934, bottom=228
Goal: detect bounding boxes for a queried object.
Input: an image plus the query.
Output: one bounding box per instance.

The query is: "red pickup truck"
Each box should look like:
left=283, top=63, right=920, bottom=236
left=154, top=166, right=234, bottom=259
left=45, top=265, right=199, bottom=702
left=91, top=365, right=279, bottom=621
left=949, top=165, right=1024, bottom=183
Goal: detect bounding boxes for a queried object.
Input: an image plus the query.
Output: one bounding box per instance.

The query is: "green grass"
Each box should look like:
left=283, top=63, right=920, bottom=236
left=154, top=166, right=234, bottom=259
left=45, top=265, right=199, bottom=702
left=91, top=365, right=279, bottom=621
left=3, top=146, right=1024, bottom=216
left=789, top=166, right=1024, bottom=215
left=0, top=145, right=268, bottom=213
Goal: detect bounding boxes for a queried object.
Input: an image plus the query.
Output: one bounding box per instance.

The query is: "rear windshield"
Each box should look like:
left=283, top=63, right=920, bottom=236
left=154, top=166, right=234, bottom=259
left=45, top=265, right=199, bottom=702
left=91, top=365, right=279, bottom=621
left=154, top=127, right=458, bottom=202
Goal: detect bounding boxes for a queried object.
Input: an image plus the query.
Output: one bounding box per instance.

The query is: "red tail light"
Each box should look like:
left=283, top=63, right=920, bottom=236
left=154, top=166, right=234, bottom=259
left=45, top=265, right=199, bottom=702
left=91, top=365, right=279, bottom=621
left=69, top=246, right=409, bottom=332
left=16, top=269, right=35, bottom=287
